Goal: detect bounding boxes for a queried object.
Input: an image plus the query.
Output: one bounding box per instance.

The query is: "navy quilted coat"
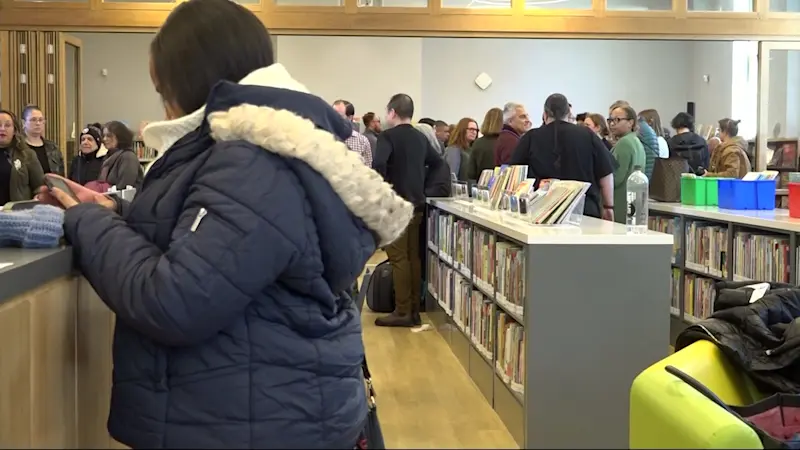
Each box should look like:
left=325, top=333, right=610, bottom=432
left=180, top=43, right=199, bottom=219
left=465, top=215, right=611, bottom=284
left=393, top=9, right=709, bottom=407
left=62, top=64, right=413, bottom=449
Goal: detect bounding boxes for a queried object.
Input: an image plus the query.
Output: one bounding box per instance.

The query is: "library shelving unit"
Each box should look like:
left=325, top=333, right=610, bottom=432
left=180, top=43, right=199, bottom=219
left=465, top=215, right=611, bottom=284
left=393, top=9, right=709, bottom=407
left=425, top=198, right=673, bottom=448
left=133, top=138, right=159, bottom=165
left=765, top=137, right=799, bottom=208
left=648, top=202, right=800, bottom=344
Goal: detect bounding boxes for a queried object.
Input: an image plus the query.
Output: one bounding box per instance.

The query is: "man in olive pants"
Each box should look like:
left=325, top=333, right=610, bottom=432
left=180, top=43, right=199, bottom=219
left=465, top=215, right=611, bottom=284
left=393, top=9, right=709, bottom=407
left=373, top=93, right=444, bottom=328
left=382, top=212, right=423, bottom=325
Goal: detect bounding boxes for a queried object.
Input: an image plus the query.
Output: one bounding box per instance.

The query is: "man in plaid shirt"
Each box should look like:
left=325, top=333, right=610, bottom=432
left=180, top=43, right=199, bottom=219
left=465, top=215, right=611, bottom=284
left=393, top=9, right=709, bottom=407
left=333, top=100, right=373, bottom=167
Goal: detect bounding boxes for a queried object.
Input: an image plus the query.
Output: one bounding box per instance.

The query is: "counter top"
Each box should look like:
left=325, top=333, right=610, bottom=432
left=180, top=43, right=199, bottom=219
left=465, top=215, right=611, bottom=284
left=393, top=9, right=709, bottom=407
left=0, top=247, right=73, bottom=304
left=649, top=202, right=800, bottom=233
left=429, top=198, right=673, bottom=245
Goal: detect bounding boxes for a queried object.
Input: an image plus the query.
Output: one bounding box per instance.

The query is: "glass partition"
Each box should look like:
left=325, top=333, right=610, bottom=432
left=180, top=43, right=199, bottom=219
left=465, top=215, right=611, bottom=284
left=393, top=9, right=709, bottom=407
left=276, top=0, right=342, bottom=5
left=688, top=0, right=753, bottom=11
left=103, top=0, right=174, bottom=3
left=770, top=0, right=800, bottom=12
left=443, top=0, right=507, bottom=8
left=758, top=43, right=800, bottom=180
left=13, top=0, right=88, bottom=3
left=606, top=0, right=672, bottom=11
left=525, top=0, right=591, bottom=9
left=371, top=0, right=427, bottom=7
left=64, top=40, right=79, bottom=166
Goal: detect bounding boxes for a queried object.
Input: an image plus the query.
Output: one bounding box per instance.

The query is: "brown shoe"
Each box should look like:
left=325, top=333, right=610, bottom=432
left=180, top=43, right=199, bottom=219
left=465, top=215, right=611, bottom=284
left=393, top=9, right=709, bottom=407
left=374, top=312, right=415, bottom=328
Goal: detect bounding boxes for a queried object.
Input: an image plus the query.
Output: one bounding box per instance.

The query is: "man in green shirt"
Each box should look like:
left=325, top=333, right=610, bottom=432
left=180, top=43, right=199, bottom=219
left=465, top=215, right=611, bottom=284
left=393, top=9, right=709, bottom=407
left=608, top=105, right=646, bottom=224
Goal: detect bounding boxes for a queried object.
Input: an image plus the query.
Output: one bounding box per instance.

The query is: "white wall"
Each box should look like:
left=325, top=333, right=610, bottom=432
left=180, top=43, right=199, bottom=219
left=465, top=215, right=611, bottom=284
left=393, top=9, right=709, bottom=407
left=75, top=33, right=745, bottom=134
left=687, top=41, right=733, bottom=130
left=277, top=36, right=737, bottom=129
left=276, top=36, right=424, bottom=121
left=73, top=32, right=163, bottom=131
left=419, top=38, right=691, bottom=126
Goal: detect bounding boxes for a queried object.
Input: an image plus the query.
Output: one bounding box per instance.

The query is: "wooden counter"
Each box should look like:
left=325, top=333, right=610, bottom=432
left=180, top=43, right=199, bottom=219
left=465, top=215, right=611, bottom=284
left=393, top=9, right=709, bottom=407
left=0, top=249, right=123, bottom=448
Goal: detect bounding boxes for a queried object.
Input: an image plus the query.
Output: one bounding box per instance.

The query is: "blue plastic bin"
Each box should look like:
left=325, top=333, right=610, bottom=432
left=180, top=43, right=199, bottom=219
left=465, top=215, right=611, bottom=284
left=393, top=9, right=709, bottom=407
left=756, top=179, right=776, bottom=210
left=717, top=179, right=776, bottom=210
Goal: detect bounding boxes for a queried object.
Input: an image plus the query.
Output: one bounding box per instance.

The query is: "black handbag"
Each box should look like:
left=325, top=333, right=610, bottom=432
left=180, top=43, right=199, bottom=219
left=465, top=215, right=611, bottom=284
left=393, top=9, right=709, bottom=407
left=352, top=273, right=386, bottom=449
left=362, top=358, right=386, bottom=449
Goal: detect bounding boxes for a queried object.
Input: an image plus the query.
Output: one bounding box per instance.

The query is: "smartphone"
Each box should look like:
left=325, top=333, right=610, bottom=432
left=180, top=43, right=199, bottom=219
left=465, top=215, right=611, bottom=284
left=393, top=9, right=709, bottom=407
left=44, top=175, right=80, bottom=203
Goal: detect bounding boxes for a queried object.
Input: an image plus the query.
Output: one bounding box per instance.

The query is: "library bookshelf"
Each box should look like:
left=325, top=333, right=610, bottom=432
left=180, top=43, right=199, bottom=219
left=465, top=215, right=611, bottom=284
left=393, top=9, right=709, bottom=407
left=648, top=202, right=800, bottom=344
left=425, top=198, right=672, bottom=448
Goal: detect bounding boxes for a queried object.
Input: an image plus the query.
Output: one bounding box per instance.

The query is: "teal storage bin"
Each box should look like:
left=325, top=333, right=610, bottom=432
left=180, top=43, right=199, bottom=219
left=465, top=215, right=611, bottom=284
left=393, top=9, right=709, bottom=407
left=681, top=177, right=706, bottom=206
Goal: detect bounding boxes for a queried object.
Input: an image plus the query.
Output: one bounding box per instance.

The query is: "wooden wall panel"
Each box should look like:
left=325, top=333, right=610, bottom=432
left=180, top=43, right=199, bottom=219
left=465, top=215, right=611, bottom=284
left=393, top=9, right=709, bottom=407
left=0, top=32, right=9, bottom=111
left=0, top=31, right=66, bottom=153
left=43, top=31, right=62, bottom=153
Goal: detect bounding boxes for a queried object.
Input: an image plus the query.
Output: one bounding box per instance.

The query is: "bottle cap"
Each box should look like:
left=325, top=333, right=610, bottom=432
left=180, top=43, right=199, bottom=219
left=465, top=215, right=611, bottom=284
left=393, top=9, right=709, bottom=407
left=633, top=165, right=642, bottom=171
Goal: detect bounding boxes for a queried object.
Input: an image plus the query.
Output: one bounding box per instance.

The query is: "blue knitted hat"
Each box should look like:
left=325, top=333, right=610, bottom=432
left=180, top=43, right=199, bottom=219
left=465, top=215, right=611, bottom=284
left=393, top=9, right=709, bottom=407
left=0, top=205, right=64, bottom=249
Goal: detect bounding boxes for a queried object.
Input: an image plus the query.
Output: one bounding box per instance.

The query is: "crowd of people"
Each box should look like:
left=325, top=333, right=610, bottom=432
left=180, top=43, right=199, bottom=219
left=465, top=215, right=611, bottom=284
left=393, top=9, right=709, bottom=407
left=0, top=1, right=762, bottom=446
left=331, top=93, right=752, bottom=228
left=0, top=106, right=144, bottom=207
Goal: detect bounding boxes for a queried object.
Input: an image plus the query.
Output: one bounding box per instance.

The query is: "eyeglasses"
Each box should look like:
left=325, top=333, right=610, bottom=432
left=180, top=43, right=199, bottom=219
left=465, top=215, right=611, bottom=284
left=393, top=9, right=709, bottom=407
left=467, top=128, right=479, bottom=132
left=28, top=118, right=45, bottom=124
left=607, top=117, right=632, bottom=124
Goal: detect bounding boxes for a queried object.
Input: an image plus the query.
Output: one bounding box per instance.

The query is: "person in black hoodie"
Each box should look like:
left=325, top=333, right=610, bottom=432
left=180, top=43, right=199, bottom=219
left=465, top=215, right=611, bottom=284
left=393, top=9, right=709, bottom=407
left=667, top=112, right=709, bottom=173
left=68, top=123, right=108, bottom=185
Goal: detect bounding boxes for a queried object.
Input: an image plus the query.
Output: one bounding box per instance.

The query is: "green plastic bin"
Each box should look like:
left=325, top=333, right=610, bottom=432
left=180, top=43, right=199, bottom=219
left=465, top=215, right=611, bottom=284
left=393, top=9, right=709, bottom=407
left=704, top=177, right=720, bottom=206
left=681, top=177, right=706, bottom=205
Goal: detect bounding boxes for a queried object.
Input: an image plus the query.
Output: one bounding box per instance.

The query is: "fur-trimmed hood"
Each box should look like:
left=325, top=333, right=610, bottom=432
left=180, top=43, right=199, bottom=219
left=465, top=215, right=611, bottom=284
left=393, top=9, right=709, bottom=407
left=142, top=64, right=413, bottom=249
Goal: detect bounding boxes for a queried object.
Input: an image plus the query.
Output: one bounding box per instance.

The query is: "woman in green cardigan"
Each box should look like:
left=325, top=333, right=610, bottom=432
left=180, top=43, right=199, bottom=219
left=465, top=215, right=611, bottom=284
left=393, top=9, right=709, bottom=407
left=608, top=105, right=645, bottom=224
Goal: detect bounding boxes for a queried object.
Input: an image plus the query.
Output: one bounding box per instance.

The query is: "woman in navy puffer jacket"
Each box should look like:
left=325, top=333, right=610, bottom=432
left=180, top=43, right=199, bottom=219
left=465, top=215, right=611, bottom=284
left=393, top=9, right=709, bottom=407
left=37, top=0, right=413, bottom=447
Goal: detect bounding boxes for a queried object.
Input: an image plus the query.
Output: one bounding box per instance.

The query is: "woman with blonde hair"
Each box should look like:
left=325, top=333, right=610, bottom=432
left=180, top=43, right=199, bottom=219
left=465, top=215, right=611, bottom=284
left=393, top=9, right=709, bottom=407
left=638, top=109, right=669, bottom=158
left=466, top=107, right=503, bottom=180
left=444, top=117, right=478, bottom=181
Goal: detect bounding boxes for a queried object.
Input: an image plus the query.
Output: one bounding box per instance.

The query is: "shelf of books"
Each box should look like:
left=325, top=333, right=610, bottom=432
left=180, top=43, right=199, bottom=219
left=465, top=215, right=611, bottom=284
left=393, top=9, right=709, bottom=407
left=648, top=202, right=800, bottom=343
left=426, top=198, right=671, bottom=448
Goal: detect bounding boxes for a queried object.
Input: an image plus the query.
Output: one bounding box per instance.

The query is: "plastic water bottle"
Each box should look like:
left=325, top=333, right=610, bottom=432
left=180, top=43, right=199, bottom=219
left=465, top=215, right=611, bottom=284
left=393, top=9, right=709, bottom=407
left=626, top=165, right=649, bottom=234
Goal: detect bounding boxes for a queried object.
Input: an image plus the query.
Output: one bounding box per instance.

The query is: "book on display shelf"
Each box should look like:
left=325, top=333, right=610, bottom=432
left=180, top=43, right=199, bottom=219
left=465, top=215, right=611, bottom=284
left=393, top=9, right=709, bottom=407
left=671, top=268, right=680, bottom=315
left=684, top=273, right=715, bottom=320
left=438, top=213, right=454, bottom=263
left=452, top=272, right=472, bottom=330
left=469, top=291, right=494, bottom=360
left=439, top=264, right=456, bottom=315
left=685, top=221, right=728, bottom=278
left=454, top=219, right=472, bottom=276
left=496, top=312, right=525, bottom=397
left=427, top=251, right=440, bottom=302
left=488, top=165, right=528, bottom=210
left=733, top=232, right=791, bottom=283
left=427, top=208, right=440, bottom=250
left=472, top=227, right=496, bottom=294
left=527, top=180, right=590, bottom=225
left=649, top=216, right=681, bottom=264
left=496, top=241, right=525, bottom=317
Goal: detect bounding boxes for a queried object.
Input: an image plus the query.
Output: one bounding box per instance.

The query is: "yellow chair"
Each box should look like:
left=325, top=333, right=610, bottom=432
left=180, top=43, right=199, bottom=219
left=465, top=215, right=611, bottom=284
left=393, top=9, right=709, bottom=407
left=630, top=340, right=765, bottom=449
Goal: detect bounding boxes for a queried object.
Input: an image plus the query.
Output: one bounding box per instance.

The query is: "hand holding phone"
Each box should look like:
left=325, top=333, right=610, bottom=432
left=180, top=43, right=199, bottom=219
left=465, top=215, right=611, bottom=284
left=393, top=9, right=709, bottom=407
left=44, top=174, right=81, bottom=204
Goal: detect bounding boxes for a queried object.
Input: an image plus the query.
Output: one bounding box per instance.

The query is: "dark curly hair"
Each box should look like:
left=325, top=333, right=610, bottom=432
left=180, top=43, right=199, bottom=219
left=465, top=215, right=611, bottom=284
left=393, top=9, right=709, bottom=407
left=0, top=109, right=27, bottom=151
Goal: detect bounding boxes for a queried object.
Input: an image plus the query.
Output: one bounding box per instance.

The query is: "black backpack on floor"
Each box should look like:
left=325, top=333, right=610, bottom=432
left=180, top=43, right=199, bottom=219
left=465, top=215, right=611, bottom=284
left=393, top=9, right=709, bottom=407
left=366, top=261, right=395, bottom=313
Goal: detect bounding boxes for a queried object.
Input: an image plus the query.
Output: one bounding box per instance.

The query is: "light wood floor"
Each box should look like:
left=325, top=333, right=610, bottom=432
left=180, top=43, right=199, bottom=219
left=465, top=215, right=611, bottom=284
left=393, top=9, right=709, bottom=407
left=360, top=252, right=517, bottom=449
